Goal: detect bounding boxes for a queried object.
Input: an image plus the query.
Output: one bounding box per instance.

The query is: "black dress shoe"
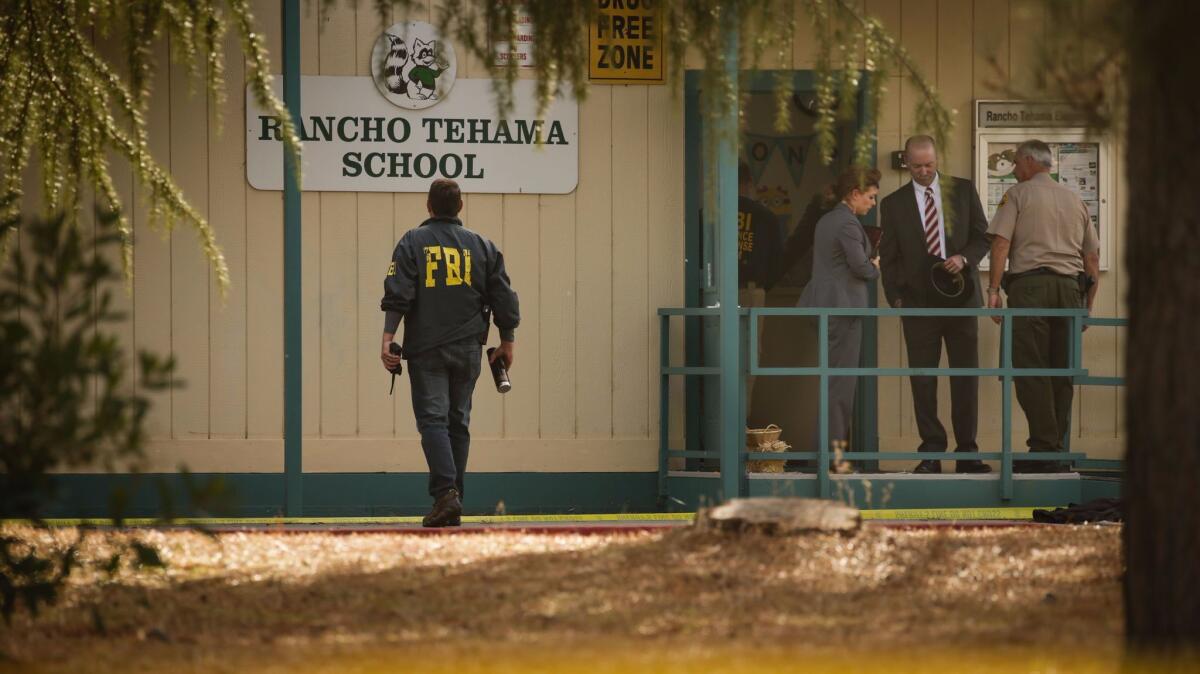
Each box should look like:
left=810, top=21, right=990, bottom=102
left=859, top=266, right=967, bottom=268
left=913, top=459, right=941, bottom=474
left=422, top=488, right=463, bottom=527
left=955, top=460, right=992, bottom=474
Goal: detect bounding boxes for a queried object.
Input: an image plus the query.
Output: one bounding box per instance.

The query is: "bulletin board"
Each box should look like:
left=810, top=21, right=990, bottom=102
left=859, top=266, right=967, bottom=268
left=974, top=102, right=1112, bottom=271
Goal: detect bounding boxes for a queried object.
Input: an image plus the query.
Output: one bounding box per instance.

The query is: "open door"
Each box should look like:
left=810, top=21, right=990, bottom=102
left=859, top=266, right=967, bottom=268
left=684, top=70, right=878, bottom=465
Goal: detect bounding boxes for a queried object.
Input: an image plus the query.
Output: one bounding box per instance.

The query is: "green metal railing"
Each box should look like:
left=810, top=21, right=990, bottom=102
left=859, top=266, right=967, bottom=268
left=657, top=306, right=1127, bottom=503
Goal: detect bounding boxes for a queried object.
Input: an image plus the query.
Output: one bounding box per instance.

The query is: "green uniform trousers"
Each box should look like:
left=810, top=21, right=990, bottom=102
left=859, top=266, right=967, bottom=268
left=1007, top=274, right=1082, bottom=452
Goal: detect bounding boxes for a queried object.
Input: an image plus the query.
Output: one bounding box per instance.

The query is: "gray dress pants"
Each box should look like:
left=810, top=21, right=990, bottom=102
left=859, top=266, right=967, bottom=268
left=813, top=316, right=862, bottom=450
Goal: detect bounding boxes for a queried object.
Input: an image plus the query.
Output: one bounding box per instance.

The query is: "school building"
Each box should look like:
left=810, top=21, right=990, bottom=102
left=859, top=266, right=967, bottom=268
left=43, top=0, right=1124, bottom=516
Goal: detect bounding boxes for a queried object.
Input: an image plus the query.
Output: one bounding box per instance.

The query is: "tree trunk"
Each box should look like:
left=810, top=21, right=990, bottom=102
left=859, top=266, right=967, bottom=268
left=1123, top=0, right=1200, bottom=652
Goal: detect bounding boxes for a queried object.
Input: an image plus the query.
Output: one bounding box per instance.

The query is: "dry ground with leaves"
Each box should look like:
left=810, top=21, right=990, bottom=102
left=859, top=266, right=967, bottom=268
left=0, top=524, right=1134, bottom=673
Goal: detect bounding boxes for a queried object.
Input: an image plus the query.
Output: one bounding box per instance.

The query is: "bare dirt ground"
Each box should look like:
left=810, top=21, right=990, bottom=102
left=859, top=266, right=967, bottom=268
left=0, top=524, right=1134, bottom=673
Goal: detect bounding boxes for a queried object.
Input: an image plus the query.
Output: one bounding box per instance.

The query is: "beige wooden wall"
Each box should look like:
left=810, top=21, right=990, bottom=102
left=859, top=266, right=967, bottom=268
left=60, top=0, right=1123, bottom=475
left=70, top=0, right=684, bottom=474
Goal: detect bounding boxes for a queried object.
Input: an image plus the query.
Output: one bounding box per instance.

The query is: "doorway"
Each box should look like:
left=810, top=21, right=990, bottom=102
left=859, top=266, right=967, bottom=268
left=683, top=70, right=879, bottom=463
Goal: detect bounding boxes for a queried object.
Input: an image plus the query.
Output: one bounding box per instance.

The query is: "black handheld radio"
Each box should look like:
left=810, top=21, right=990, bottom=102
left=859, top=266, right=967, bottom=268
left=387, top=343, right=403, bottom=395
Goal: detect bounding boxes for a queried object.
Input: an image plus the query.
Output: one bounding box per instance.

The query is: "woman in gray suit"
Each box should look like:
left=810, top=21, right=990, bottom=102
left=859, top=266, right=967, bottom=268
left=799, top=166, right=882, bottom=459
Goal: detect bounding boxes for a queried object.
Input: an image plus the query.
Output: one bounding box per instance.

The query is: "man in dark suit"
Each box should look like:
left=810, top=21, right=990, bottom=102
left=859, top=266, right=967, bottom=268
left=879, top=136, right=991, bottom=474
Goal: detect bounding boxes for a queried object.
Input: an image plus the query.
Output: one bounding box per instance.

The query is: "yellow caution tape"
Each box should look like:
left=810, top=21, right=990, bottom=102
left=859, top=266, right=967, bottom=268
left=11, top=508, right=1047, bottom=528
left=860, top=507, right=1043, bottom=521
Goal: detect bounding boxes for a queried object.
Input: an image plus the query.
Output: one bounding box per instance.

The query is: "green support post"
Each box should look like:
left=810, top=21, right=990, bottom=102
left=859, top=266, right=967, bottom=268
left=658, top=314, right=670, bottom=506
left=818, top=314, right=831, bottom=499
left=683, top=75, right=703, bottom=461
left=1001, top=316, right=1013, bottom=501
left=855, top=284, right=880, bottom=472
left=717, top=8, right=743, bottom=502
left=282, top=0, right=303, bottom=517
left=739, top=311, right=748, bottom=461
left=1066, top=314, right=1084, bottom=453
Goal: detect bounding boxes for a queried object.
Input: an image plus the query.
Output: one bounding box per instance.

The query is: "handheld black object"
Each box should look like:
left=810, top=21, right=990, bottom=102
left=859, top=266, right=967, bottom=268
left=388, top=343, right=403, bottom=395
left=926, top=255, right=971, bottom=308
left=486, top=347, right=512, bottom=394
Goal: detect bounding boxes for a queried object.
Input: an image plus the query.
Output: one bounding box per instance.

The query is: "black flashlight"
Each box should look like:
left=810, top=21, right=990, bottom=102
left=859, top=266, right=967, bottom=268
left=486, top=347, right=511, bottom=394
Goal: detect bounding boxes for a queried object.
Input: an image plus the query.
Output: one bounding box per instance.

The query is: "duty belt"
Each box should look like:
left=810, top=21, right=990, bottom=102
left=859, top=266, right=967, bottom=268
left=1001, top=267, right=1091, bottom=294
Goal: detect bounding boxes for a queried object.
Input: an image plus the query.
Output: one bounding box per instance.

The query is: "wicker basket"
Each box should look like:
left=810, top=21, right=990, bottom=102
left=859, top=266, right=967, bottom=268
left=746, top=424, right=788, bottom=473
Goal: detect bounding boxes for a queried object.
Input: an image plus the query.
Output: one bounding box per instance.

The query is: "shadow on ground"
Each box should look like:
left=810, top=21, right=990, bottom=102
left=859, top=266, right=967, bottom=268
left=1, top=525, right=1126, bottom=672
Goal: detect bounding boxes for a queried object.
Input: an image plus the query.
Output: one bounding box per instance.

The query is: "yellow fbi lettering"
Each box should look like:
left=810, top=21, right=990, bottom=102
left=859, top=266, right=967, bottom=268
left=424, top=245, right=472, bottom=287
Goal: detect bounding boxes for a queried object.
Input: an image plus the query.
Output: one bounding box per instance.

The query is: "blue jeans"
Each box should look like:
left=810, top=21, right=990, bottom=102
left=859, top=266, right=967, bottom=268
left=407, top=338, right=482, bottom=499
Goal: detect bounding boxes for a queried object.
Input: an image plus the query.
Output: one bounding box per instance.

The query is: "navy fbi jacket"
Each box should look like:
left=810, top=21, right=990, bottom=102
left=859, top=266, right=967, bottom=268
left=381, top=216, right=520, bottom=358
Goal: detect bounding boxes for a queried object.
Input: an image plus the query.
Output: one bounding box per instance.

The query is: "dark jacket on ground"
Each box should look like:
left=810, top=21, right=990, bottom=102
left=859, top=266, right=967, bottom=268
left=381, top=216, right=519, bottom=358
left=879, top=176, right=990, bottom=308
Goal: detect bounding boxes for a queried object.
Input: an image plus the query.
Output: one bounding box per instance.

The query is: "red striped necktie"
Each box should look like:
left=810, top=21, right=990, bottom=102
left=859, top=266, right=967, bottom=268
left=923, top=186, right=943, bottom=258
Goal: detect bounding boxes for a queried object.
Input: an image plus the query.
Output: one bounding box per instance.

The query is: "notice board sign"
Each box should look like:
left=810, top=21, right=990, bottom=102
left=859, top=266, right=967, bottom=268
left=589, top=0, right=664, bottom=84
left=973, top=100, right=1111, bottom=270
left=976, top=100, right=1087, bottom=128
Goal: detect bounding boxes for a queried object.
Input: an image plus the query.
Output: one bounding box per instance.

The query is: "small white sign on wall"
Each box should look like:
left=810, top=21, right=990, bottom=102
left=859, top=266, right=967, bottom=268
left=492, top=7, right=536, bottom=68
left=246, top=77, right=578, bottom=194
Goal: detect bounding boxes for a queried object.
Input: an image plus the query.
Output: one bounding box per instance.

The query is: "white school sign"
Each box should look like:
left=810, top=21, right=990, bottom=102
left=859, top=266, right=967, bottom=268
left=246, top=77, right=578, bottom=193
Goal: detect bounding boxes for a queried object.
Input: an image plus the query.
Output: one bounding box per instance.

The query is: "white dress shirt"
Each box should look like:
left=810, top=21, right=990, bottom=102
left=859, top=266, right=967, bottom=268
left=912, top=173, right=946, bottom=259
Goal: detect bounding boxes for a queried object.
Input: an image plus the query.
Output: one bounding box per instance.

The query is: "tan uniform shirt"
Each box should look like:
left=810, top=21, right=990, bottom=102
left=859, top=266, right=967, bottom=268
left=987, top=172, right=1099, bottom=275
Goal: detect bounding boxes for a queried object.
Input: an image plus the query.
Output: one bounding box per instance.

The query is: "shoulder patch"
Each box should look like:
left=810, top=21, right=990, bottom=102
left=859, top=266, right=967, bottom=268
left=998, top=191, right=1010, bottom=208
left=387, top=261, right=396, bottom=277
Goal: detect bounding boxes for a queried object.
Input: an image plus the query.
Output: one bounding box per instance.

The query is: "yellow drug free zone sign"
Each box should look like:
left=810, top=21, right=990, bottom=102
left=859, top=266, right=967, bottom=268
left=589, top=0, right=664, bottom=84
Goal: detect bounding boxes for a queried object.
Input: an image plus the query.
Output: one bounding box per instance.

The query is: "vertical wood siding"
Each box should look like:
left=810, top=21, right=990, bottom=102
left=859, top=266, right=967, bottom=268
left=72, top=0, right=1122, bottom=473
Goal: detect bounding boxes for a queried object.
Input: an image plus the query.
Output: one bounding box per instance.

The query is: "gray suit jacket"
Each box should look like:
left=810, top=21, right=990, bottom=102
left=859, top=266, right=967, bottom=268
left=798, top=203, right=880, bottom=309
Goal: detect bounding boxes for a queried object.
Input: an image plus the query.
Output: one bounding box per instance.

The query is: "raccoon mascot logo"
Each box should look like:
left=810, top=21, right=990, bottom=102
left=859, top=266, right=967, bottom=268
left=370, top=22, right=457, bottom=110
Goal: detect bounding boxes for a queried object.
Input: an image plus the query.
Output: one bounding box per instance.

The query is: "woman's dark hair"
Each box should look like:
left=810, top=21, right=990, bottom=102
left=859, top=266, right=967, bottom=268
left=831, top=166, right=882, bottom=202
left=428, top=178, right=463, bottom=217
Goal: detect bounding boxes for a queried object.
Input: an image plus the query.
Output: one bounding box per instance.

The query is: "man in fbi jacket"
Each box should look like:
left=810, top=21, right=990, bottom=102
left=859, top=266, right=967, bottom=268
left=381, top=178, right=520, bottom=527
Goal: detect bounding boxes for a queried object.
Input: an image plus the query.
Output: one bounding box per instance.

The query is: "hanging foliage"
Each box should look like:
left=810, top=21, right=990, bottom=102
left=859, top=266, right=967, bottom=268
left=420, top=0, right=954, bottom=223
left=0, top=0, right=302, bottom=294
left=343, top=0, right=954, bottom=165
left=1027, top=0, right=1126, bottom=134
left=3, top=0, right=954, bottom=291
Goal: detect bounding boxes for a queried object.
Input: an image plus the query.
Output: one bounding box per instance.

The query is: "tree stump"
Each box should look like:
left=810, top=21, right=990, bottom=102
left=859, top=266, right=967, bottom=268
left=694, top=498, right=861, bottom=535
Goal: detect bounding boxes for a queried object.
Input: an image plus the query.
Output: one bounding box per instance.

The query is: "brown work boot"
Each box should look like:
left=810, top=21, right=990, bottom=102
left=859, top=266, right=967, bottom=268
left=422, top=488, right=462, bottom=528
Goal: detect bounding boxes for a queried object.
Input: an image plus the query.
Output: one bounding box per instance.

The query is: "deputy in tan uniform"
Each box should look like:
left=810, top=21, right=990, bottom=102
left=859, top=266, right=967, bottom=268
left=986, top=139, right=1100, bottom=472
